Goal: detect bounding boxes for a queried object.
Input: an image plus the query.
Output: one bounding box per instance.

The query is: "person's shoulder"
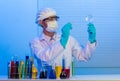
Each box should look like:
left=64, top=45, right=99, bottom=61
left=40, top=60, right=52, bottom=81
left=32, top=36, right=40, bottom=41
left=30, top=37, right=41, bottom=44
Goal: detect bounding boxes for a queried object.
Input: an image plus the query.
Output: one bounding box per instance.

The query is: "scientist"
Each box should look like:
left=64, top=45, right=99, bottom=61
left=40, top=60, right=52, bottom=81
left=30, top=8, right=97, bottom=76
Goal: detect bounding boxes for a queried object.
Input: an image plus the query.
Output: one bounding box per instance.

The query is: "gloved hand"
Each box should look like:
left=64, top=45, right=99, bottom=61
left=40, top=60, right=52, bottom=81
left=87, top=23, right=96, bottom=43
left=60, top=23, right=72, bottom=48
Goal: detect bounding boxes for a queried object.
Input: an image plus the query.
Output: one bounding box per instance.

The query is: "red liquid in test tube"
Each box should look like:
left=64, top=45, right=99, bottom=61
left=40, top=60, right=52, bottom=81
left=10, top=61, right=15, bottom=78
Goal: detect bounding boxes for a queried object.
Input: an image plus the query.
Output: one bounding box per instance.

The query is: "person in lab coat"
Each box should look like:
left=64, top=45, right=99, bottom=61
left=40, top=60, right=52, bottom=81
left=30, top=8, right=97, bottom=77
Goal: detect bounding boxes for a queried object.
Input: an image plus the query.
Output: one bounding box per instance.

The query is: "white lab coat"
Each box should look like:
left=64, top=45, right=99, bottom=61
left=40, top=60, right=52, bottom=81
left=30, top=33, right=96, bottom=75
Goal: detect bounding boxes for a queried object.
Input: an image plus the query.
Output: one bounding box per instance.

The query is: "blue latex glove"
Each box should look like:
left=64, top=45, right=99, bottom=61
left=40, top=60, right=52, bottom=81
left=87, top=23, right=96, bottom=43
left=60, top=23, right=72, bottom=48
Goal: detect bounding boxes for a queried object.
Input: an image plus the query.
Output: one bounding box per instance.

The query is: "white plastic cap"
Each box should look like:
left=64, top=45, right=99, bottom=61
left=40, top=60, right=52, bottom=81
left=36, top=8, right=57, bottom=23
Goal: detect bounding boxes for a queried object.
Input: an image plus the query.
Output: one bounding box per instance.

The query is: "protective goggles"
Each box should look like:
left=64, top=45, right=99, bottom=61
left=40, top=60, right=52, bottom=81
left=43, top=16, right=59, bottom=21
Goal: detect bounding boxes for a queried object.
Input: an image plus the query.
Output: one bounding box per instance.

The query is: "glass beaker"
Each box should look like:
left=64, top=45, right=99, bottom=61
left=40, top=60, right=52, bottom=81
left=55, top=64, right=62, bottom=79
left=85, top=14, right=94, bottom=24
left=64, top=66, right=70, bottom=78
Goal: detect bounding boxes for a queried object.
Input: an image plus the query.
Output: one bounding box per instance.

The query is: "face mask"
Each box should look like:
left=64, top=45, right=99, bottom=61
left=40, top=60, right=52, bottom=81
left=46, top=20, right=58, bottom=32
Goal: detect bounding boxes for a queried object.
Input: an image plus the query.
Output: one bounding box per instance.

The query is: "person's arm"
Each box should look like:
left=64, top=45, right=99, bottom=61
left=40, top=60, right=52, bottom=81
left=30, top=38, right=64, bottom=63
left=72, top=22, right=97, bottom=61
left=72, top=37, right=96, bottom=61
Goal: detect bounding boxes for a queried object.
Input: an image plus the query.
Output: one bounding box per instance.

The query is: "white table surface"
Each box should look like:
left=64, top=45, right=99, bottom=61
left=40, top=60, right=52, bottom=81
left=0, top=74, right=120, bottom=81
left=72, top=74, right=120, bottom=80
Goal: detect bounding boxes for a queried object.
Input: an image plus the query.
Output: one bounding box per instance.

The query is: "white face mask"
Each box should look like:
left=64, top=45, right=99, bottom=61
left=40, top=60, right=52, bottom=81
left=46, top=20, right=58, bottom=32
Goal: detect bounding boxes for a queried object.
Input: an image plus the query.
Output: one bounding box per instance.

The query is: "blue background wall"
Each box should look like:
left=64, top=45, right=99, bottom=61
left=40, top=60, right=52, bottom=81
left=0, top=0, right=120, bottom=76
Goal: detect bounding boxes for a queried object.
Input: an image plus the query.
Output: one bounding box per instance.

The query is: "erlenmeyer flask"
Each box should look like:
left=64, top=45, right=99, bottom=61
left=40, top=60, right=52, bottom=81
left=60, top=55, right=67, bottom=79
left=39, top=62, right=47, bottom=79
left=39, top=67, right=47, bottom=79
left=60, top=70, right=67, bottom=79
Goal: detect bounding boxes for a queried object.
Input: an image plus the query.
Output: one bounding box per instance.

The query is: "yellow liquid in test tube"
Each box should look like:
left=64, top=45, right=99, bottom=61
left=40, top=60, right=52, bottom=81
left=55, top=66, right=62, bottom=79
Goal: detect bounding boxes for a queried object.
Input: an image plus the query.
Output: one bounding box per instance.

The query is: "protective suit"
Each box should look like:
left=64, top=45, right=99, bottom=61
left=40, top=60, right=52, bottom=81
left=30, top=8, right=97, bottom=76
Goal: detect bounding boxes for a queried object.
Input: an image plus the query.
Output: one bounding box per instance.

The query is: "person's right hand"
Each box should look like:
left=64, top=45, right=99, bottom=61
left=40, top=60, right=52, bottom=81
left=60, top=23, right=72, bottom=48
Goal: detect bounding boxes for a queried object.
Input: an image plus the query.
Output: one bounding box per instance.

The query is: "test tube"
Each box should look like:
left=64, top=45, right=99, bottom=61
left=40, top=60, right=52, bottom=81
left=72, top=59, right=74, bottom=76
left=15, top=61, right=19, bottom=79
left=8, top=62, right=10, bottom=79
left=29, top=57, right=33, bottom=79
left=19, top=60, right=24, bottom=79
left=62, top=55, right=65, bottom=70
left=32, top=64, right=38, bottom=79
left=10, top=61, right=15, bottom=79
left=24, top=56, right=29, bottom=79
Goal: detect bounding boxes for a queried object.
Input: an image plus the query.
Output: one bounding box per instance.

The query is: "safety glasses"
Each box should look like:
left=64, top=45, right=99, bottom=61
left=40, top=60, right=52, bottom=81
left=43, top=16, right=59, bottom=21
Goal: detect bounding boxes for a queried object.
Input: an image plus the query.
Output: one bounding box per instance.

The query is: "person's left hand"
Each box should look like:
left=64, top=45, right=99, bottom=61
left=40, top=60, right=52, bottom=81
left=87, top=23, right=96, bottom=43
